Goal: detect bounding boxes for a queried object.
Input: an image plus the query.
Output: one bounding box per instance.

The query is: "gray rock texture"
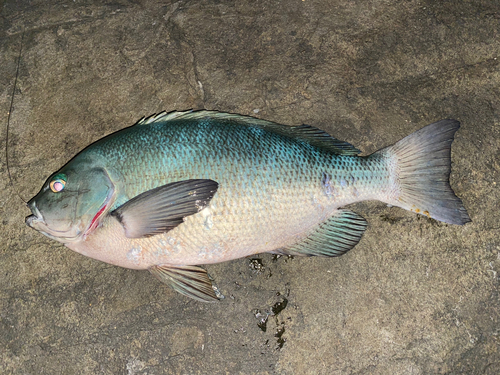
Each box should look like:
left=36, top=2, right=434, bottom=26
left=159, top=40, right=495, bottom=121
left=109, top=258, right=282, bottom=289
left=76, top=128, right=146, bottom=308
left=1, top=0, right=499, bottom=374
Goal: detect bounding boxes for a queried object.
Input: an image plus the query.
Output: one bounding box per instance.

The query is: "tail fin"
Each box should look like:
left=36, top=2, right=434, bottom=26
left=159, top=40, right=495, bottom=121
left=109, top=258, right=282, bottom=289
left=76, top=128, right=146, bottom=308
left=378, top=120, right=470, bottom=225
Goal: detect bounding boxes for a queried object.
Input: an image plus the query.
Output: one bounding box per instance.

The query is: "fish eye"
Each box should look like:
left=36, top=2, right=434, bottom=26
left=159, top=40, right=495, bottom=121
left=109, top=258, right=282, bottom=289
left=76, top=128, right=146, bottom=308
left=49, top=173, right=67, bottom=193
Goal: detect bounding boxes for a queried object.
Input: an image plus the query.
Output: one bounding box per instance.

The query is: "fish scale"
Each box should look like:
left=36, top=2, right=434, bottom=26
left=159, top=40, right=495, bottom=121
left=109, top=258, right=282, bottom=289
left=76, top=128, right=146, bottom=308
left=26, top=111, right=470, bottom=301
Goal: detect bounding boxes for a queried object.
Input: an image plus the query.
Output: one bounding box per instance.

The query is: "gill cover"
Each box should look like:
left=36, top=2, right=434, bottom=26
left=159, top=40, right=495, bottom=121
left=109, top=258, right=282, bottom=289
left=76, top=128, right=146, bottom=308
left=26, top=163, right=114, bottom=243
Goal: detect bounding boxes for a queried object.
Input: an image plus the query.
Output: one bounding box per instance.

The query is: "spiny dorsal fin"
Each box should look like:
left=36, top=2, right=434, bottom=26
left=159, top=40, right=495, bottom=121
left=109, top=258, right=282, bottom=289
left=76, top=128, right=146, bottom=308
left=136, top=110, right=361, bottom=155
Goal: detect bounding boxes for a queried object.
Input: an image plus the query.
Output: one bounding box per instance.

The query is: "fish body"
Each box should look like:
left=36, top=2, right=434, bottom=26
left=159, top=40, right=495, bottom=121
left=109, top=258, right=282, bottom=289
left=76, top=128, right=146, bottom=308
left=26, top=111, right=470, bottom=301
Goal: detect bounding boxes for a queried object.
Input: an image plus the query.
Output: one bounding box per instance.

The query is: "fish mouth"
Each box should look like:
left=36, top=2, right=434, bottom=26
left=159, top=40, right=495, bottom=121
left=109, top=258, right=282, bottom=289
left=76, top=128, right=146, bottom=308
left=25, top=213, right=42, bottom=229
left=25, top=200, right=82, bottom=242
left=26, top=213, right=39, bottom=226
left=25, top=200, right=45, bottom=228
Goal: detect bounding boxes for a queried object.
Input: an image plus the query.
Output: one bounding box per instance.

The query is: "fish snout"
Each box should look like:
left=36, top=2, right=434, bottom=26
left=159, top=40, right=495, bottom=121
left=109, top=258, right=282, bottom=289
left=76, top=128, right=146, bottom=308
left=25, top=214, right=37, bottom=228
left=25, top=199, right=44, bottom=228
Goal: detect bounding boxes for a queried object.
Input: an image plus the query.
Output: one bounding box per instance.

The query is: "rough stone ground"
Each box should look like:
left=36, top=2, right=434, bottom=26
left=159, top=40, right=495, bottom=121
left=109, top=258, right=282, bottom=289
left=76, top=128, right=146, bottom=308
left=1, top=0, right=499, bottom=374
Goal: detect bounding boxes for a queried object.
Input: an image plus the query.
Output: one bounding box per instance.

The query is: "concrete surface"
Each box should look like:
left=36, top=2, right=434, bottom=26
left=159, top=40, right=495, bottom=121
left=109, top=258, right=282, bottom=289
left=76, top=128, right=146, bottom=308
left=1, top=0, right=499, bottom=374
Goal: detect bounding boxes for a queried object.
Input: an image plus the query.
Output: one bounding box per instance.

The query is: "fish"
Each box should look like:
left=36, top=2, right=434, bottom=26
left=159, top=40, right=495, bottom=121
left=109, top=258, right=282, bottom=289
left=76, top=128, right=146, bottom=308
left=25, top=110, right=470, bottom=302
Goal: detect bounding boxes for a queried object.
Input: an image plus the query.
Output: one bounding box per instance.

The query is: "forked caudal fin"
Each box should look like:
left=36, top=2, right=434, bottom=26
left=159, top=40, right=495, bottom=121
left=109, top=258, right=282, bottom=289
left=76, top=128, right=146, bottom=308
left=376, top=119, right=470, bottom=225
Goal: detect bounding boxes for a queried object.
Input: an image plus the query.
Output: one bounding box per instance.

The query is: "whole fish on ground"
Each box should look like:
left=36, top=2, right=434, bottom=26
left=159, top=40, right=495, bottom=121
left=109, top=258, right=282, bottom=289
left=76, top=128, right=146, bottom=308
left=26, top=111, right=470, bottom=301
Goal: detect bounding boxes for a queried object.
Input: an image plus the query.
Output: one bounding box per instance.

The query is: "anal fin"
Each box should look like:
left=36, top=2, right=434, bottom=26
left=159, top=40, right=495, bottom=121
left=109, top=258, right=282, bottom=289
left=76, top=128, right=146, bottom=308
left=149, top=265, right=221, bottom=302
left=277, top=209, right=367, bottom=257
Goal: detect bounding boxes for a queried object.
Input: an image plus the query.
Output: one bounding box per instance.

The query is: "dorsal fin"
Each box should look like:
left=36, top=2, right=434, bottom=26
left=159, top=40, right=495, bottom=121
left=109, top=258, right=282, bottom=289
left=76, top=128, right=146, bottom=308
left=135, top=110, right=361, bottom=155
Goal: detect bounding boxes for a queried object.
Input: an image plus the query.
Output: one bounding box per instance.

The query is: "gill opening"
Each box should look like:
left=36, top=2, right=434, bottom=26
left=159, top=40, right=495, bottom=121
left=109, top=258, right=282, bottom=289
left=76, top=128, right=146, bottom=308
left=6, top=30, right=27, bottom=204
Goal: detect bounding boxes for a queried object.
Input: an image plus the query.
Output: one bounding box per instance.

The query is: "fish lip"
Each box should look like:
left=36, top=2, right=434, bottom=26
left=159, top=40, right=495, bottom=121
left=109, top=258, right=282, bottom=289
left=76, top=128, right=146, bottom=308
left=25, top=211, right=80, bottom=242
left=25, top=198, right=82, bottom=242
left=25, top=200, right=45, bottom=227
left=25, top=214, right=42, bottom=228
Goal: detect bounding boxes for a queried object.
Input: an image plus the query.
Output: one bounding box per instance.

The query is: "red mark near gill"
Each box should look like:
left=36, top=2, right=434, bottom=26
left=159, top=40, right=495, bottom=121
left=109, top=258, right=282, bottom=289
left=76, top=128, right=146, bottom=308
left=86, top=203, right=108, bottom=236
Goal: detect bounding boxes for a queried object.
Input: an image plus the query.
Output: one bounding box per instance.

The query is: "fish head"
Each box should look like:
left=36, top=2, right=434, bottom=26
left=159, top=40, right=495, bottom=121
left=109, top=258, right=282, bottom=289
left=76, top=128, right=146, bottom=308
left=26, top=158, right=115, bottom=244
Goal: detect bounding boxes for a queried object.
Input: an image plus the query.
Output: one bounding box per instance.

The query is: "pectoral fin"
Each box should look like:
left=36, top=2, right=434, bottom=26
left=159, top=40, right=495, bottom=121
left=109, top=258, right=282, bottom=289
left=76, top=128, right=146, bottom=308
left=111, top=179, right=218, bottom=238
left=276, top=209, right=367, bottom=257
left=149, top=265, right=221, bottom=302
